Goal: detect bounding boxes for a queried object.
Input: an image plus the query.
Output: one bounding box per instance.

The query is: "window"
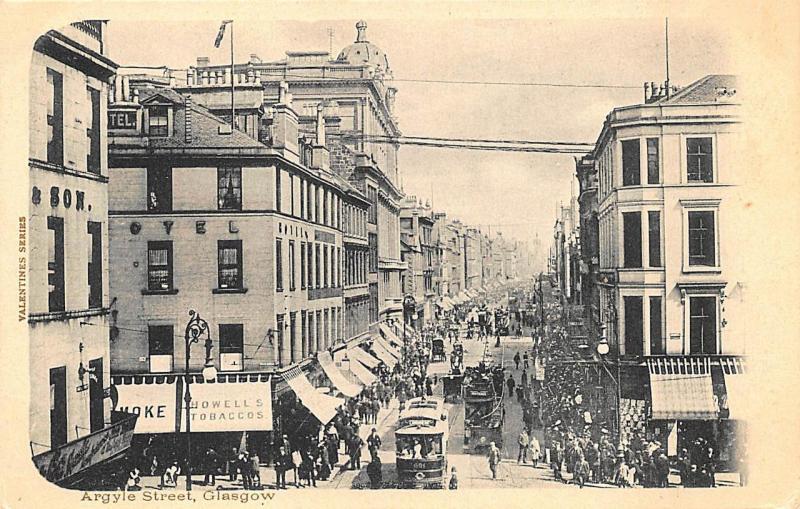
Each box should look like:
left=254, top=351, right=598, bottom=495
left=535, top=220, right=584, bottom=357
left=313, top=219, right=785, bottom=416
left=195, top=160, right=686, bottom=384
left=301, top=311, right=308, bottom=358
left=289, top=174, right=295, bottom=216
left=148, top=106, right=169, bottom=137
left=148, top=325, right=174, bottom=373
left=369, top=283, right=378, bottom=323
left=276, top=315, right=285, bottom=367
left=218, top=167, right=242, bottom=210
left=315, top=186, right=321, bottom=223
left=47, top=216, right=65, bottom=312
left=275, top=239, right=283, bottom=291
left=687, top=137, right=713, bottom=182
left=46, top=69, right=63, bottom=165
left=49, top=366, right=67, bottom=448
left=147, top=167, right=172, bottom=212
left=218, top=240, right=243, bottom=289
left=288, top=240, right=296, bottom=291
left=300, top=242, right=307, bottom=289
left=367, top=187, right=378, bottom=224
left=289, top=312, right=297, bottom=364
left=323, top=190, right=329, bottom=226
left=87, top=222, right=102, bottom=308
left=336, top=247, right=341, bottom=287
left=323, top=245, right=329, bottom=288
left=368, top=233, right=378, bottom=272
left=308, top=242, right=314, bottom=289
left=300, top=179, right=306, bottom=219
left=315, top=244, right=321, bottom=288
left=646, top=138, right=659, bottom=184
left=219, top=324, right=244, bottom=371
left=649, top=296, right=664, bottom=355
left=275, top=168, right=282, bottom=212
left=147, top=241, right=173, bottom=291
left=689, top=296, right=717, bottom=354
left=87, top=87, right=101, bottom=174
left=622, top=212, right=642, bottom=268
left=623, top=296, right=643, bottom=357
left=648, top=211, right=662, bottom=267
left=688, top=211, right=716, bottom=266
left=621, top=139, right=640, bottom=186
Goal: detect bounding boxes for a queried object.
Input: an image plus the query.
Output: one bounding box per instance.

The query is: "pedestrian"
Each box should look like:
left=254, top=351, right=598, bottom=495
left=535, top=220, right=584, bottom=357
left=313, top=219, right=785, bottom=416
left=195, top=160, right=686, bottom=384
left=274, top=447, right=288, bottom=489
left=514, top=352, right=521, bottom=370
left=239, top=450, right=253, bottom=490
left=228, top=447, right=239, bottom=481
left=617, top=460, right=630, bottom=488
left=371, top=398, right=381, bottom=425
left=367, top=428, right=382, bottom=462
left=517, top=429, right=530, bottom=463
left=448, top=466, right=459, bottom=490
left=487, top=441, right=502, bottom=480
left=203, top=447, right=220, bottom=486
left=530, top=435, right=541, bottom=467
left=575, top=454, right=590, bottom=489
left=348, top=434, right=364, bottom=470
left=366, top=454, right=382, bottom=489
left=678, top=448, right=690, bottom=487
left=587, top=443, right=600, bottom=482
left=655, top=449, right=670, bottom=488
left=506, top=374, right=515, bottom=398
left=250, top=451, right=261, bottom=488
left=551, top=442, right=563, bottom=482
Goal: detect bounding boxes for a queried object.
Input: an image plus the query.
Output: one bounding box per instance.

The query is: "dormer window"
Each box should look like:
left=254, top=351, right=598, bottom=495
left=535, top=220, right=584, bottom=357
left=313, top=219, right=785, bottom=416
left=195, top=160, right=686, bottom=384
left=148, top=106, right=169, bottom=137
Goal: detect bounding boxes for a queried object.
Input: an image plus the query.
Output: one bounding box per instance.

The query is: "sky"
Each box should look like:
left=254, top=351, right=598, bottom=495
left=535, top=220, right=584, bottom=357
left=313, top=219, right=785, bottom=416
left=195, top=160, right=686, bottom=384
left=103, top=16, right=736, bottom=264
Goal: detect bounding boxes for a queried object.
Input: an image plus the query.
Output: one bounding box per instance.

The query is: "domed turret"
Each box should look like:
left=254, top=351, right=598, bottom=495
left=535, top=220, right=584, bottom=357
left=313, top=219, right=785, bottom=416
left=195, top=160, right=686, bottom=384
left=337, top=20, right=390, bottom=73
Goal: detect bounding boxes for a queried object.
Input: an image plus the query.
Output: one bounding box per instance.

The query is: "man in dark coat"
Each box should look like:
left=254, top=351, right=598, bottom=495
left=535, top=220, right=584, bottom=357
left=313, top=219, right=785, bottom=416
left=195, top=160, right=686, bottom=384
left=203, top=447, right=220, bottom=486
left=366, top=454, right=382, bottom=489
left=348, top=435, right=365, bottom=470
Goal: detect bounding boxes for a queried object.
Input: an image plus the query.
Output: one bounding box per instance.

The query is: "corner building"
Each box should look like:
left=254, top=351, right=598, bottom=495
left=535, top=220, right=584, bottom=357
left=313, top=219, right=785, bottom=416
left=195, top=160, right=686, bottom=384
left=594, top=76, right=746, bottom=468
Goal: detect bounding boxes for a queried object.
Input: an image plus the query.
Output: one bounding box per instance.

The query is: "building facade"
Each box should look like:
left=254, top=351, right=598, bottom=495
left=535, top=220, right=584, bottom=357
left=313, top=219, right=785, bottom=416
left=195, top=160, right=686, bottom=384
left=192, top=19, right=405, bottom=327
left=594, top=76, right=745, bottom=465
left=400, top=196, right=435, bottom=328
left=28, top=22, right=137, bottom=486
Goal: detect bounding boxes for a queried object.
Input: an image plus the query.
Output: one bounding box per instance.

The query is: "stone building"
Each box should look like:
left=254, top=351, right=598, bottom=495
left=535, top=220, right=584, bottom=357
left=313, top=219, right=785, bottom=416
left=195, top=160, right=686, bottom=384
left=28, top=21, right=136, bottom=487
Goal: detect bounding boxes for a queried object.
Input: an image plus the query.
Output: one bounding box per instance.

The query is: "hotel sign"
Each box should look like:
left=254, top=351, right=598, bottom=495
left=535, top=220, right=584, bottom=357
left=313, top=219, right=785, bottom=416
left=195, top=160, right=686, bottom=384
left=108, top=109, right=138, bottom=130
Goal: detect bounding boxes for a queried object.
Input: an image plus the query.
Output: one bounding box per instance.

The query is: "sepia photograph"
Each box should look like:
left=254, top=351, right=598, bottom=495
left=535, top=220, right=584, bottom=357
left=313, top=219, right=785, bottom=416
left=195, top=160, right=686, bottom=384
left=3, top=2, right=800, bottom=507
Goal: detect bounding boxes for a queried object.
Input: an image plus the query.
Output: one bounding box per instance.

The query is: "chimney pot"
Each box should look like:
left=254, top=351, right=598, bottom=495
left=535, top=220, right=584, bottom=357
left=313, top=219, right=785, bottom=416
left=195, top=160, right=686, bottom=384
left=197, top=56, right=210, bottom=68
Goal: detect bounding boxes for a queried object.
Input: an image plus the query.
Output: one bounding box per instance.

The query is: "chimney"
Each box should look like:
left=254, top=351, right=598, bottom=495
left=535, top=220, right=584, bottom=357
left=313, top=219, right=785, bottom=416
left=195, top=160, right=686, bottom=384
left=249, top=53, right=261, bottom=64
left=311, top=103, right=330, bottom=172
left=197, top=56, right=210, bottom=68
left=184, top=95, right=193, bottom=144
left=644, top=82, right=651, bottom=103
left=271, top=81, right=300, bottom=163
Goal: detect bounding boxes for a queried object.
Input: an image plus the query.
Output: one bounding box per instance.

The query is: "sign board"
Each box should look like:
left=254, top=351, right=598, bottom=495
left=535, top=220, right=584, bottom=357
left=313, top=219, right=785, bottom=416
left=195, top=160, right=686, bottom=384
left=114, top=380, right=180, bottom=433
left=183, top=379, right=273, bottom=432
left=32, top=414, right=137, bottom=484
left=108, top=109, right=138, bottom=130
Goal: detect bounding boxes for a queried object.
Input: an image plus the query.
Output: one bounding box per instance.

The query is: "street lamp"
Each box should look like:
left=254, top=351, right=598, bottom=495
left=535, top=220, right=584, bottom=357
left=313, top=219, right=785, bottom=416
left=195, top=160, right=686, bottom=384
left=596, top=323, right=621, bottom=441
left=183, top=310, right=216, bottom=491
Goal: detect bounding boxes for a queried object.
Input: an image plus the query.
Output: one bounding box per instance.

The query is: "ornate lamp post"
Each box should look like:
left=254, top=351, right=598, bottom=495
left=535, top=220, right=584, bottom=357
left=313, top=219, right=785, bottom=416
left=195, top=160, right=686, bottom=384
left=402, top=295, right=416, bottom=369
left=183, top=310, right=217, bottom=491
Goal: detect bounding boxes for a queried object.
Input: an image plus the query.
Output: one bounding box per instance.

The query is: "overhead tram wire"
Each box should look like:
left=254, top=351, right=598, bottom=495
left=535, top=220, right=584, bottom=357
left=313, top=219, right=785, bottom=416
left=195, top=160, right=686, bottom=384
left=339, top=133, right=594, bottom=154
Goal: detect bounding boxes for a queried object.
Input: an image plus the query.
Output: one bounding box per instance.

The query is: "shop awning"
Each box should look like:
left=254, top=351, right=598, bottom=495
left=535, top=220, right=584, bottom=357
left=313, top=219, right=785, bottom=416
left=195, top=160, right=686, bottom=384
left=348, top=346, right=381, bottom=369
left=283, top=366, right=345, bottom=425
left=438, top=297, right=454, bottom=311
left=648, top=358, right=718, bottom=420
left=370, top=341, right=398, bottom=368
left=348, top=358, right=377, bottom=385
left=721, top=357, right=747, bottom=420
left=378, top=324, right=403, bottom=354
left=318, top=351, right=363, bottom=398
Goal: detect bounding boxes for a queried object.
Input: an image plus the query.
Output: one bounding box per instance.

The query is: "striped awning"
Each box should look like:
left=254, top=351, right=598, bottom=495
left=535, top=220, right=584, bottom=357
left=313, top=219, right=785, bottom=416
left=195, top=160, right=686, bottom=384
left=348, top=358, right=377, bottom=385
left=721, top=357, right=747, bottom=420
left=283, top=365, right=345, bottom=425
left=370, top=341, right=398, bottom=368
left=348, top=346, right=381, bottom=369
left=318, top=351, right=362, bottom=398
left=648, top=357, right=718, bottom=420
left=377, top=324, right=403, bottom=355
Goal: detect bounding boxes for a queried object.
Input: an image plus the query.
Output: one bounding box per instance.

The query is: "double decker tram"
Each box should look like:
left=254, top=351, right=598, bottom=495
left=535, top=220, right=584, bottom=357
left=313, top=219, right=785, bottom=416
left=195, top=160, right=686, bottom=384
left=462, top=363, right=505, bottom=453
left=395, top=397, right=449, bottom=488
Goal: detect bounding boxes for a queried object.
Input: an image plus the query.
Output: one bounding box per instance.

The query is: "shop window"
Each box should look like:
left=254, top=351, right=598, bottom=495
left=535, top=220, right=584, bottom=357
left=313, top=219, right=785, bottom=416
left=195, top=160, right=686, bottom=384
left=689, top=296, right=717, bottom=354
left=688, top=211, right=716, bottom=267
left=218, top=167, right=242, bottom=210
left=687, top=137, right=713, bottom=182
left=621, top=139, right=640, bottom=186
left=148, top=106, right=168, bottom=137
left=47, top=216, right=65, bottom=312
left=147, top=166, right=172, bottom=212
left=46, top=69, right=63, bottom=165
left=148, top=325, right=174, bottom=373
left=147, top=241, right=173, bottom=291
left=623, top=212, right=642, bottom=268
left=218, top=240, right=243, bottom=290
left=219, top=324, right=244, bottom=371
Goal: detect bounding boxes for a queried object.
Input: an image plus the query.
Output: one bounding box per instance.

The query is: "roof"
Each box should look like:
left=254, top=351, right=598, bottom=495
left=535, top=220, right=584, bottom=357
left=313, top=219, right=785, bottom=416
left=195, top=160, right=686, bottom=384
left=337, top=21, right=390, bottom=72
left=657, top=75, right=738, bottom=105
left=395, top=422, right=448, bottom=436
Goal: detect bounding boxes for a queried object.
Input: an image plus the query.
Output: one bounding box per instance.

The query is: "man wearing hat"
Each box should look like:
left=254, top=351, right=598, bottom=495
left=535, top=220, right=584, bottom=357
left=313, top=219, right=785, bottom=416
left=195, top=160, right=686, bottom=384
left=487, top=442, right=502, bottom=480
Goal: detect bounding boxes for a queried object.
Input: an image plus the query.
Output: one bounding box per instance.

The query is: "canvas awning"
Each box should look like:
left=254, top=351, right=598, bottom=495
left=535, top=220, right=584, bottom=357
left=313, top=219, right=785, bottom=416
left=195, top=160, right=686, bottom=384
left=721, top=357, right=747, bottom=420
left=648, top=358, right=718, bottom=420
left=348, top=346, right=381, bottom=369
left=348, top=358, right=377, bottom=385
left=318, top=351, right=363, bottom=398
left=378, top=324, right=403, bottom=354
left=370, top=341, right=398, bottom=368
left=283, top=366, right=345, bottom=425
left=438, top=297, right=454, bottom=311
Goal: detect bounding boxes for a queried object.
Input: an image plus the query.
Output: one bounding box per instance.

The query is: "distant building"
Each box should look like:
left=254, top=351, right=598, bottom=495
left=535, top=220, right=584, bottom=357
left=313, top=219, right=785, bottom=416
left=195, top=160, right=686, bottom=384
left=400, top=195, right=435, bottom=328
left=28, top=21, right=136, bottom=487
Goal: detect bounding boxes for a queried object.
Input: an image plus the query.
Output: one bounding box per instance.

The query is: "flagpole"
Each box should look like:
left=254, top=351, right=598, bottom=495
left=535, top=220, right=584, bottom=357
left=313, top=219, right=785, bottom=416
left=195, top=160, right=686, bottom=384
left=230, top=20, right=235, bottom=129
